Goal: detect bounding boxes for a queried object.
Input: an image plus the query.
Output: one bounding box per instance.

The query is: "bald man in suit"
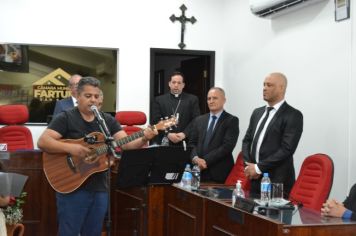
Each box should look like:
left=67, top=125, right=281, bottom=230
left=242, top=72, right=303, bottom=198
left=189, top=87, right=239, bottom=183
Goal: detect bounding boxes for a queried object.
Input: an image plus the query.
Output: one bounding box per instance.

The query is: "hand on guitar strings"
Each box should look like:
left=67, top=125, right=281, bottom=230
left=67, top=143, right=92, bottom=158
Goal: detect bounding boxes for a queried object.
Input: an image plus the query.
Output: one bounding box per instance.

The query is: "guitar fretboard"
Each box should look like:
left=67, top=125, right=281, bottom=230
left=116, top=130, right=145, bottom=146
left=94, top=130, right=145, bottom=156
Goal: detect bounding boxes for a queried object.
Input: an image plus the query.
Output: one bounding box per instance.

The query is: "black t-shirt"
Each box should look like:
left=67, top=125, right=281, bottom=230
left=48, top=107, right=121, bottom=191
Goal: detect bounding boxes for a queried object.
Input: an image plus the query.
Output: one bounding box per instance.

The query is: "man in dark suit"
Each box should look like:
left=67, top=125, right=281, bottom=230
left=242, top=72, right=303, bottom=198
left=189, top=87, right=239, bottom=183
left=151, top=71, right=200, bottom=145
left=53, top=74, right=82, bottom=116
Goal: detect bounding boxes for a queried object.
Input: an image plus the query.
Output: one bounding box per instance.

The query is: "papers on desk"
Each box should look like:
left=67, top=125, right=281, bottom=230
left=269, top=198, right=291, bottom=207
left=0, top=172, right=28, bottom=197
left=254, top=198, right=291, bottom=207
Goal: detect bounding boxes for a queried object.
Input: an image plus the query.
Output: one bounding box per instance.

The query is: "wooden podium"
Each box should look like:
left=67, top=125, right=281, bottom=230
left=1, top=151, right=57, bottom=236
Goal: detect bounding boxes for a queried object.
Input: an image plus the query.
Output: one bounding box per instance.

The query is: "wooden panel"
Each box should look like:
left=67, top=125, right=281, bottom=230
left=147, top=186, right=165, bottom=236
left=204, top=197, right=282, bottom=236
left=3, top=151, right=58, bottom=236
left=111, top=188, right=146, bottom=236
left=110, top=185, right=166, bottom=236
left=166, top=204, right=198, bottom=236
left=165, top=186, right=204, bottom=236
left=286, top=225, right=356, bottom=236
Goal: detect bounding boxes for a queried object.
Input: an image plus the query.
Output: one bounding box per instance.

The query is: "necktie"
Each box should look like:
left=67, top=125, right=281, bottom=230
left=203, top=115, right=217, bottom=150
left=251, top=107, right=274, bottom=162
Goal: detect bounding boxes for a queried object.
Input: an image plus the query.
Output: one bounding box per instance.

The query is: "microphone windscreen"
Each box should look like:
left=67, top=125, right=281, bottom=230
left=90, top=105, right=98, bottom=111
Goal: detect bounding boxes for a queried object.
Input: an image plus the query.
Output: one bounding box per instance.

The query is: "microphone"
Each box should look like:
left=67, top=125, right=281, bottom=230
left=90, top=105, right=103, bottom=121
left=90, top=105, right=118, bottom=149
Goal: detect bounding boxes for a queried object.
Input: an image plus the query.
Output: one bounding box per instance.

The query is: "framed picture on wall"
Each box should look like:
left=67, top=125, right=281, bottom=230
left=0, top=44, right=29, bottom=73
left=335, top=0, right=350, bottom=22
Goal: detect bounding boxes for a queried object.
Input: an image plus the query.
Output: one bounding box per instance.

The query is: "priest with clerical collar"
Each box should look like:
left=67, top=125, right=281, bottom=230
left=151, top=71, right=201, bottom=146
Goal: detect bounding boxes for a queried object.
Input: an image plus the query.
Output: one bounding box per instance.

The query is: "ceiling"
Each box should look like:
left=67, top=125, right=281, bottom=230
left=29, top=45, right=117, bottom=76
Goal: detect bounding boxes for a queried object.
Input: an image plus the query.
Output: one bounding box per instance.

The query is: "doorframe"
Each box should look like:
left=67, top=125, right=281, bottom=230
left=150, top=48, right=215, bottom=117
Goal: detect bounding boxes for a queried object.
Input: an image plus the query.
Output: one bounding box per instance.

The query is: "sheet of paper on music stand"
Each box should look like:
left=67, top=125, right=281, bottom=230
left=0, top=172, right=28, bottom=197
left=0, top=151, right=10, bottom=160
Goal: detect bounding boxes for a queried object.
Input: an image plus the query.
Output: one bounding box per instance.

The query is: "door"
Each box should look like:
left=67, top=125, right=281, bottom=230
left=150, top=48, right=215, bottom=123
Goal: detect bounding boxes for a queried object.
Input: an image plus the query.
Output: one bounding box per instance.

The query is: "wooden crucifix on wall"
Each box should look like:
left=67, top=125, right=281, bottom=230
left=170, top=4, right=197, bottom=50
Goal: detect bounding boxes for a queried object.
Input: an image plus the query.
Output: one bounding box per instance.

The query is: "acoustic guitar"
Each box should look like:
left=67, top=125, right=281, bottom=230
left=42, top=117, right=176, bottom=193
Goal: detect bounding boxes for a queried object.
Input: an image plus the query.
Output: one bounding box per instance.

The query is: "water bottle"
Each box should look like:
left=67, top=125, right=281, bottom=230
left=161, top=132, right=169, bottom=146
left=260, top=173, right=271, bottom=204
left=181, top=164, right=192, bottom=189
left=191, top=165, right=201, bottom=190
left=232, top=180, right=245, bottom=207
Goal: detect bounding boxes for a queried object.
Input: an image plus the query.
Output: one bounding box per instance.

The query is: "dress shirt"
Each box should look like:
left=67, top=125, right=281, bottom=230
left=72, top=96, right=78, bottom=106
left=254, top=100, right=285, bottom=174
left=343, top=209, right=353, bottom=219
left=193, top=110, right=223, bottom=162
left=206, top=110, right=223, bottom=131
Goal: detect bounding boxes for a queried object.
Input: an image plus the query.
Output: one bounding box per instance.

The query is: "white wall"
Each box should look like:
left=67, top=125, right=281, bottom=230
left=0, top=0, right=225, bottom=142
left=222, top=0, right=352, bottom=200
left=0, top=0, right=354, bottom=199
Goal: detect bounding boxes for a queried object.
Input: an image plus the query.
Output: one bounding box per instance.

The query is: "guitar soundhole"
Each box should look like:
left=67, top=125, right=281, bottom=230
left=84, top=149, right=99, bottom=164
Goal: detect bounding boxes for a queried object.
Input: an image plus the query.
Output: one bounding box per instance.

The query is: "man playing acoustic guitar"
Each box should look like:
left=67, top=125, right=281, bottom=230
left=38, top=76, right=158, bottom=236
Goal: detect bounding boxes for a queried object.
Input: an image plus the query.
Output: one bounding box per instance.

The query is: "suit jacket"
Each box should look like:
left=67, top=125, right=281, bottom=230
left=53, top=97, right=75, bottom=116
left=344, top=184, right=356, bottom=220
left=242, top=102, right=303, bottom=196
left=189, top=111, right=239, bottom=183
left=151, top=92, right=200, bottom=144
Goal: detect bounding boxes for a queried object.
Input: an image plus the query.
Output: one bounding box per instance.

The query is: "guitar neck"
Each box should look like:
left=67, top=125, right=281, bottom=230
left=115, top=130, right=145, bottom=146
left=94, top=130, right=145, bottom=157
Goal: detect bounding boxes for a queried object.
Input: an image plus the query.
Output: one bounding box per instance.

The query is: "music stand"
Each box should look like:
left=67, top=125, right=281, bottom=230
left=116, top=146, right=192, bottom=188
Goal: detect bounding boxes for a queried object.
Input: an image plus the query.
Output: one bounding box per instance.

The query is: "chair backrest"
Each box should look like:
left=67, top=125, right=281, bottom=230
left=0, top=105, right=34, bottom=151
left=115, top=111, right=147, bottom=135
left=289, top=153, right=334, bottom=211
left=224, top=151, right=251, bottom=192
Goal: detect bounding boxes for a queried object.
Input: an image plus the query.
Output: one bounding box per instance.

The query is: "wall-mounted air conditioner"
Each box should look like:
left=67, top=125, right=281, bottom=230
left=250, top=0, right=326, bottom=18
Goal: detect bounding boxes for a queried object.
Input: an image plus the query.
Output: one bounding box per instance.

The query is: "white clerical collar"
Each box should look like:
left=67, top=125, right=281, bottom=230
left=171, top=92, right=182, bottom=98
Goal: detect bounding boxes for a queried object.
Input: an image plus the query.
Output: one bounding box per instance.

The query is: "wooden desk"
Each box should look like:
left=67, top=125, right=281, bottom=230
left=1, top=151, right=57, bottom=236
left=166, top=185, right=356, bottom=236
left=165, top=184, right=205, bottom=236
left=110, top=185, right=167, bottom=236
left=3, top=153, right=355, bottom=236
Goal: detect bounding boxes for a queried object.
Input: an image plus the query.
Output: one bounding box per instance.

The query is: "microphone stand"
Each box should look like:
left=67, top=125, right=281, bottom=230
left=93, top=110, right=119, bottom=236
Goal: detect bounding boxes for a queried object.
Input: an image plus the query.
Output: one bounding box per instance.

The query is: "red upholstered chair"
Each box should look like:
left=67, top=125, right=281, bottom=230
left=115, top=111, right=147, bottom=135
left=289, top=153, right=334, bottom=211
left=225, top=151, right=251, bottom=192
left=0, top=104, right=34, bottom=151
